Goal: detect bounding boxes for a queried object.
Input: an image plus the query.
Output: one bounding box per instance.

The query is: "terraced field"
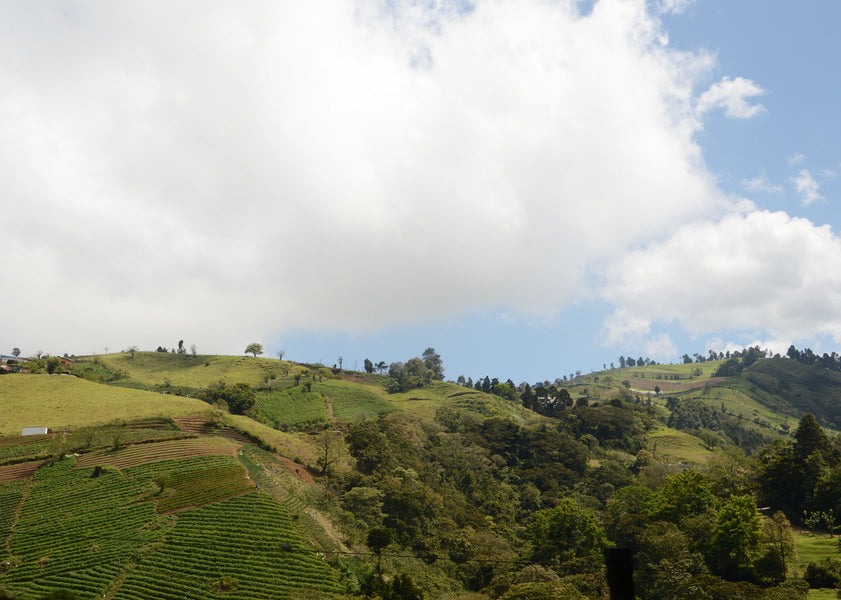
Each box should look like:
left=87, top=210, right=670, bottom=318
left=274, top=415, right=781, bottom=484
left=1, top=453, right=341, bottom=599
left=112, top=492, right=341, bottom=600
left=2, top=459, right=165, bottom=599
left=74, top=437, right=239, bottom=470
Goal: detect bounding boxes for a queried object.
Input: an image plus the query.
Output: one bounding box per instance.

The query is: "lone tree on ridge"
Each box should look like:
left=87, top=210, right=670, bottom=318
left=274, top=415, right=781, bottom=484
left=245, top=343, right=264, bottom=357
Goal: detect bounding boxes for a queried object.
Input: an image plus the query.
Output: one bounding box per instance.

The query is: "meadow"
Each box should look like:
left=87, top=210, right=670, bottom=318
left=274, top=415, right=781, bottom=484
left=0, top=374, right=211, bottom=435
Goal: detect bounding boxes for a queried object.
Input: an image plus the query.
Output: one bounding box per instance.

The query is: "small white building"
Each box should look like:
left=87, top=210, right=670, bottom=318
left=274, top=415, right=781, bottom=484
left=21, top=427, right=50, bottom=436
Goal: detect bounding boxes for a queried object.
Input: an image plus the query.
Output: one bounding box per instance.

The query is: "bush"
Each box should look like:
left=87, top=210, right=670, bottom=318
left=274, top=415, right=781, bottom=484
left=804, top=557, right=841, bottom=588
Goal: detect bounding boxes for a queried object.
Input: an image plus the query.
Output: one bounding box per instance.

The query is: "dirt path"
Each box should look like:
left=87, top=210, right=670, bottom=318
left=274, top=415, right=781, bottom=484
left=324, top=396, right=335, bottom=423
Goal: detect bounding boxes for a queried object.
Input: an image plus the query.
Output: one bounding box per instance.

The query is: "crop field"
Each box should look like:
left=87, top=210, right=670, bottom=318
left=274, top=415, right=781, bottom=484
left=74, top=437, right=239, bottom=470
left=316, top=379, right=396, bottom=422
left=0, top=435, right=55, bottom=463
left=1, top=453, right=340, bottom=600
left=112, top=492, right=341, bottom=600
left=0, top=480, right=28, bottom=548
left=154, top=463, right=254, bottom=513
left=2, top=458, right=167, bottom=599
left=257, top=386, right=328, bottom=427
left=0, top=461, right=47, bottom=483
left=0, top=374, right=212, bottom=435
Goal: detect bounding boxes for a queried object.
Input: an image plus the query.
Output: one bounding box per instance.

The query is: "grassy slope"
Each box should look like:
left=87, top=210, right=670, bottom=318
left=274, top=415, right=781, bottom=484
left=89, top=351, right=305, bottom=388
left=0, top=374, right=211, bottom=435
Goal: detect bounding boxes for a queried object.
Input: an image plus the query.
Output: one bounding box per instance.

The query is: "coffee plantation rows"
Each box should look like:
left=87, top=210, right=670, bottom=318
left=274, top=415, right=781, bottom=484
left=153, top=463, right=254, bottom=513
left=0, top=435, right=53, bottom=463
left=1, top=452, right=340, bottom=599
left=257, top=387, right=328, bottom=428
left=0, top=480, right=27, bottom=548
left=3, top=459, right=165, bottom=598
left=112, top=492, right=341, bottom=600
left=74, top=437, right=237, bottom=470
left=318, top=381, right=395, bottom=422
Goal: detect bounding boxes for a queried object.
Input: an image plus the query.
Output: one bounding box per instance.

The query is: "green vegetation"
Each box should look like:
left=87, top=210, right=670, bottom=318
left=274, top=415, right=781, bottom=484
left=0, top=375, right=211, bottom=436
left=5, top=348, right=841, bottom=599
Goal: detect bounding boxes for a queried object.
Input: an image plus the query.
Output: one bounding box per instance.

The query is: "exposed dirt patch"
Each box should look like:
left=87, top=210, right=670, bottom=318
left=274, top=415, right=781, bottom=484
left=0, top=460, right=47, bottom=482
left=276, top=456, right=315, bottom=484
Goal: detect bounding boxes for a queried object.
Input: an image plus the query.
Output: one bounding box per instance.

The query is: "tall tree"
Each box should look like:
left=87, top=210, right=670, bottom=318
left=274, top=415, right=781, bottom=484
left=709, top=494, right=763, bottom=580
left=422, top=347, right=444, bottom=380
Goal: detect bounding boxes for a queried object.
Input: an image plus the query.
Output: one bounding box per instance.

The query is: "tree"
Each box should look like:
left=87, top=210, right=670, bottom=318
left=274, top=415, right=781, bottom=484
left=709, top=494, right=763, bottom=580
left=338, top=356, right=343, bottom=370
left=317, top=430, right=344, bottom=476
left=11, top=348, right=20, bottom=357
left=422, top=347, right=444, bottom=380
left=526, top=498, right=607, bottom=573
left=245, top=343, right=264, bottom=357
left=367, top=526, right=393, bottom=574
left=197, top=382, right=256, bottom=414
left=190, top=344, right=197, bottom=356
left=177, top=340, right=185, bottom=354
left=278, top=349, right=286, bottom=360
left=364, top=358, right=374, bottom=374
left=794, top=413, right=832, bottom=462
left=45, top=356, right=61, bottom=374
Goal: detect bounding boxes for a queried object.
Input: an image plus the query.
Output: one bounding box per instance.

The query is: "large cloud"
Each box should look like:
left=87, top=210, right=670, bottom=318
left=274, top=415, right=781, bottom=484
left=601, top=211, right=841, bottom=353
left=1, top=0, right=730, bottom=354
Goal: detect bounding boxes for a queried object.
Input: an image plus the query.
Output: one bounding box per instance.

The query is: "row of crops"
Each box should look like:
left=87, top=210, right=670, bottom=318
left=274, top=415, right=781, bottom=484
left=1, top=453, right=341, bottom=599
left=317, top=381, right=395, bottom=422
left=74, top=437, right=236, bottom=470
left=113, top=493, right=341, bottom=600
left=257, top=380, right=397, bottom=429
left=3, top=459, right=168, bottom=599
left=257, top=387, right=328, bottom=427
left=0, top=480, right=28, bottom=547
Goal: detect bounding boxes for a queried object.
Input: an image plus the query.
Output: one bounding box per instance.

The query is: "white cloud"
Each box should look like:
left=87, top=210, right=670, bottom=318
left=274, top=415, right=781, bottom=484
left=602, top=210, right=841, bottom=347
left=696, top=76, right=765, bottom=119
left=787, top=153, right=806, bottom=166
left=741, top=174, right=783, bottom=194
left=791, top=169, right=824, bottom=206
left=0, top=0, right=739, bottom=354
left=656, top=0, right=695, bottom=15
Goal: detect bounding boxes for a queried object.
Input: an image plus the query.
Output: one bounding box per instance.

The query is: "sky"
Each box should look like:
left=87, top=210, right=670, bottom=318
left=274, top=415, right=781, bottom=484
left=3, top=0, right=841, bottom=384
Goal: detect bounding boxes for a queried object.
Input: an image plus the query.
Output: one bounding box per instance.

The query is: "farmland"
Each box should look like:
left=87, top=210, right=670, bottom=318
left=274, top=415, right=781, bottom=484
left=0, top=451, right=340, bottom=600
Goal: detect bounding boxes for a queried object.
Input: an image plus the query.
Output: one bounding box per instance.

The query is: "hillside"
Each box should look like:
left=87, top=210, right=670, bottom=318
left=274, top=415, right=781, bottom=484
left=4, top=352, right=841, bottom=599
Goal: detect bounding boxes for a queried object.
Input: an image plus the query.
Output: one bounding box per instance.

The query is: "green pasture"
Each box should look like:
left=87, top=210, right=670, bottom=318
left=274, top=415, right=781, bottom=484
left=647, top=424, right=716, bottom=464
left=685, top=384, right=794, bottom=435
left=791, top=529, right=840, bottom=576
left=0, top=374, right=212, bottom=435
left=791, top=529, right=840, bottom=599
left=600, top=359, right=724, bottom=381
left=87, top=351, right=303, bottom=389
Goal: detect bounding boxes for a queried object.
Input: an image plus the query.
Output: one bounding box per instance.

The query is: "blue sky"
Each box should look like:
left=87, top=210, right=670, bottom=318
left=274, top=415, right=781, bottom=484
left=3, top=1, right=841, bottom=384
